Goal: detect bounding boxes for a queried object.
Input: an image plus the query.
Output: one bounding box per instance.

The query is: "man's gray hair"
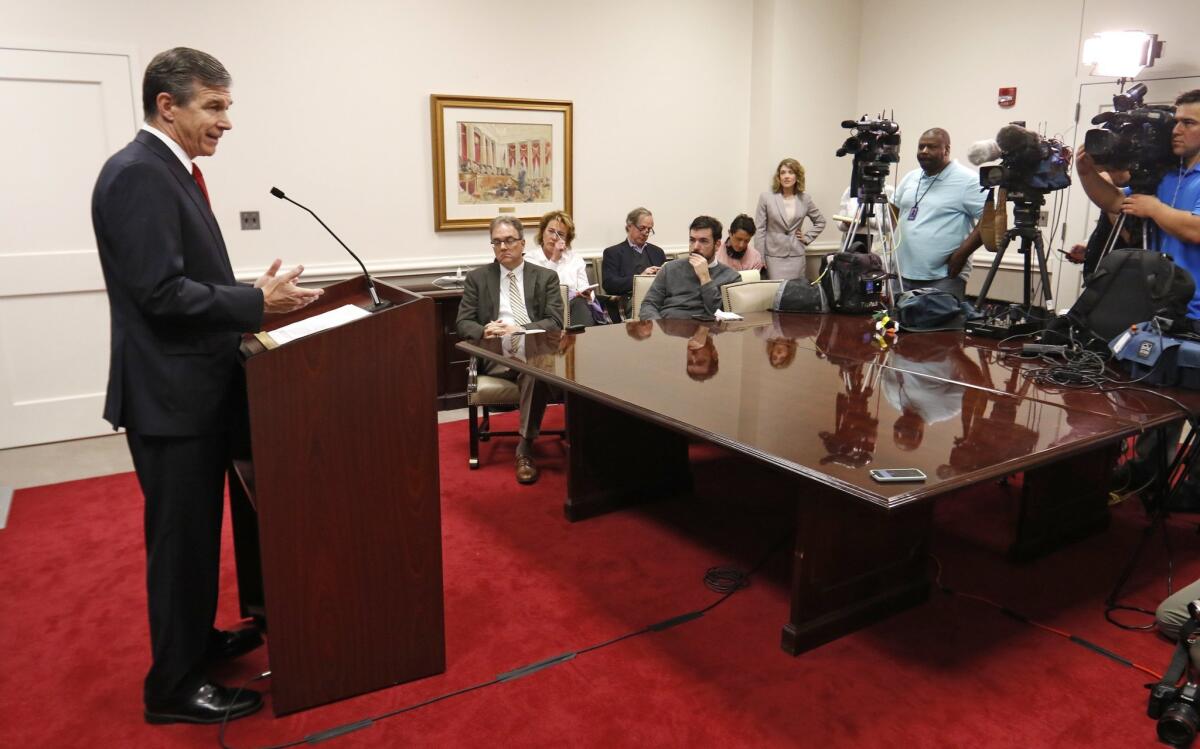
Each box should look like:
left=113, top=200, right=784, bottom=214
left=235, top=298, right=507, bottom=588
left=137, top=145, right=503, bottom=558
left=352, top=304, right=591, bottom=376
left=142, top=47, right=231, bottom=122
left=626, top=207, right=652, bottom=227
left=489, top=215, right=524, bottom=236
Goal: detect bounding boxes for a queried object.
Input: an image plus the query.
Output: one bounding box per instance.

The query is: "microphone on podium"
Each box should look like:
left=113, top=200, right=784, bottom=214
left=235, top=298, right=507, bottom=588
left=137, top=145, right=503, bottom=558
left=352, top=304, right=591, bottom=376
left=269, top=187, right=391, bottom=312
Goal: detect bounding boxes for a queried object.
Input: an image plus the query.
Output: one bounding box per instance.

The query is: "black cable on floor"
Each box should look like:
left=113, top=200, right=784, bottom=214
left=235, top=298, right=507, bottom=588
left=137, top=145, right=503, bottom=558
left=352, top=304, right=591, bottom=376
left=217, top=530, right=794, bottom=749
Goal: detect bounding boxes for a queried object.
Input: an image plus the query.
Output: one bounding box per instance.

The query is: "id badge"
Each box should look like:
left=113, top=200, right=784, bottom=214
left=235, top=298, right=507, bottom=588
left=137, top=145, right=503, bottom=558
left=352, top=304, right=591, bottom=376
left=907, top=205, right=919, bottom=221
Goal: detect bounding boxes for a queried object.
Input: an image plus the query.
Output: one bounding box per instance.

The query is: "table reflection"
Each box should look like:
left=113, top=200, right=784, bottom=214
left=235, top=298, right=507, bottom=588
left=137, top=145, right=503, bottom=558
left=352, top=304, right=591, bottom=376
left=458, top=312, right=1184, bottom=503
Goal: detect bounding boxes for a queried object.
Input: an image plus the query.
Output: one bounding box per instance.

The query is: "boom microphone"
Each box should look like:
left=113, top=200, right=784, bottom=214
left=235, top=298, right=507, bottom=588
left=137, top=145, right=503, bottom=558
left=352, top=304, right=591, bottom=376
left=269, top=187, right=391, bottom=312
left=967, top=139, right=1002, bottom=165
left=995, top=124, right=1040, bottom=154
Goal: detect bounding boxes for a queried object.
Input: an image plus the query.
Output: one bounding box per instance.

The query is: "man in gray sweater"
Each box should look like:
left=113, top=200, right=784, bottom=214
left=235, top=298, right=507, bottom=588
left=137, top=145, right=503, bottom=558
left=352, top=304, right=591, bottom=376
left=639, top=215, right=741, bottom=320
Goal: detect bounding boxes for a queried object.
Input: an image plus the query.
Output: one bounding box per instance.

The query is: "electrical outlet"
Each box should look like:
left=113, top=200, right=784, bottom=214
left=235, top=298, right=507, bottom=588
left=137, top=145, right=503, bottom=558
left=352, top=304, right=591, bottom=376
left=1038, top=210, right=1048, bottom=227
left=240, top=211, right=261, bottom=230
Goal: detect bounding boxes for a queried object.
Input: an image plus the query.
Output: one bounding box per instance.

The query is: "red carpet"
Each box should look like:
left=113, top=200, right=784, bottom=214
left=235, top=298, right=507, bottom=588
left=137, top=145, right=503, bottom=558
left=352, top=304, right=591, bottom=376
left=2, top=406, right=1198, bottom=748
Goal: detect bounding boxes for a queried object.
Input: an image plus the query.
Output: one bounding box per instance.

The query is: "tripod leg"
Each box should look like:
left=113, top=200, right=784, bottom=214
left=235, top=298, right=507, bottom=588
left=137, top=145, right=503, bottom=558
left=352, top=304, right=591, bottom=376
left=878, top=204, right=901, bottom=306
left=1033, top=232, right=1054, bottom=311
left=1104, top=424, right=1194, bottom=615
left=841, top=202, right=869, bottom=253
left=973, top=235, right=1010, bottom=306
left=1023, top=238, right=1032, bottom=309
left=1097, top=213, right=1126, bottom=267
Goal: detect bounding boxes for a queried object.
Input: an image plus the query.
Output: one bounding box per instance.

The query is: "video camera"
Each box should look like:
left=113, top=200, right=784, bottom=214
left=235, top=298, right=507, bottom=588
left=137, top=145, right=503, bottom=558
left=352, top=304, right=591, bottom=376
left=977, top=123, right=1072, bottom=196
left=836, top=116, right=901, bottom=201
left=1147, top=599, right=1200, bottom=747
left=1084, top=82, right=1176, bottom=195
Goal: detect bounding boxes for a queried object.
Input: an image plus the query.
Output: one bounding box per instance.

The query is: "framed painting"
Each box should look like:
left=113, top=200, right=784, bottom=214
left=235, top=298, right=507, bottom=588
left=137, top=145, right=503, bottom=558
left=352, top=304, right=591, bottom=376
left=430, top=94, right=573, bottom=231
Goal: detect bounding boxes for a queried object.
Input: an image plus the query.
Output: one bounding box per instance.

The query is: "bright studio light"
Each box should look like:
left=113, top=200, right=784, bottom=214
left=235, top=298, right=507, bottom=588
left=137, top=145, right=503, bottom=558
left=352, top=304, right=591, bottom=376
left=1082, top=31, right=1162, bottom=78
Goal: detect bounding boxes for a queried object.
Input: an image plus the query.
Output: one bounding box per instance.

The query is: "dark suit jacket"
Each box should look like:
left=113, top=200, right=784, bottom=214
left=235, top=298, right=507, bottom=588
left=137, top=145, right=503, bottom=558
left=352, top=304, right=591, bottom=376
left=92, top=130, right=263, bottom=436
left=601, top=241, right=667, bottom=296
left=455, top=261, right=563, bottom=341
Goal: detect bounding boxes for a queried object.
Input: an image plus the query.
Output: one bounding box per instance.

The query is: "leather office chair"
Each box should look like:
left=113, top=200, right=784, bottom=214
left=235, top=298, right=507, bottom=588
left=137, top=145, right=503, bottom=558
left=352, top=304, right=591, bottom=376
left=738, top=269, right=761, bottom=283
left=590, top=256, right=626, bottom=323
left=466, top=286, right=569, bottom=468
left=589, top=257, right=604, bottom=294
left=629, top=274, right=657, bottom=321
left=721, top=280, right=784, bottom=314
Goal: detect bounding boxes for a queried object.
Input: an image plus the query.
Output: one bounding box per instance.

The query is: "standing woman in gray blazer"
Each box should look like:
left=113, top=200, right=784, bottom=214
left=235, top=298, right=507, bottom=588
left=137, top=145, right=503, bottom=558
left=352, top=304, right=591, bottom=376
left=754, top=158, right=826, bottom=280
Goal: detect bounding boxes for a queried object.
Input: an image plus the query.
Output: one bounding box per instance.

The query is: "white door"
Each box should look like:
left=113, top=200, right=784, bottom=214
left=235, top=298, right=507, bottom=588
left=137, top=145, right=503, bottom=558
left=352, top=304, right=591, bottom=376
left=0, top=47, right=138, bottom=448
left=1057, top=74, right=1200, bottom=310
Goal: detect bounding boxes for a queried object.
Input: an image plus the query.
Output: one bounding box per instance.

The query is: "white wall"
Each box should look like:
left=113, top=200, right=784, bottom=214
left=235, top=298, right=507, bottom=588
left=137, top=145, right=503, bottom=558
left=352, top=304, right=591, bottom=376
left=6, top=0, right=1200, bottom=448
left=856, top=0, right=1200, bottom=306
left=2, top=0, right=756, bottom=279
left=858, top=0, right=1084, bottom=189
left=6, top=0, right=1197, bottom=277
left=748, top=0, right=863, bottom=245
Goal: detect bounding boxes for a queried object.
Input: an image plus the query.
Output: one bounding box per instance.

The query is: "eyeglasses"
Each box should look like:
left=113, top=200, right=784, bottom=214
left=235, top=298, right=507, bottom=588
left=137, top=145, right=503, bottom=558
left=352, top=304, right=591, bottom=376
left=633, top=225, right=655, bottom=236
left=490, top=237, right=524, bottom=249
left=544, top=228, right=569, bottom=241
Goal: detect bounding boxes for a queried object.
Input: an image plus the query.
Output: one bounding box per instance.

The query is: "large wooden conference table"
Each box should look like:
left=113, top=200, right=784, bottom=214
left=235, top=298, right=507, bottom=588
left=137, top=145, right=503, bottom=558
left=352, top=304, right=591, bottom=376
left=458, top=312, right=1193, bottom=655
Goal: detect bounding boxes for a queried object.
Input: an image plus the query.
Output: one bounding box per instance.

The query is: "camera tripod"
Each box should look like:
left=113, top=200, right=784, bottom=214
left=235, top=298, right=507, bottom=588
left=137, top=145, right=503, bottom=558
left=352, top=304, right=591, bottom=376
left=970, top=191, right=1054, bottom=336
left=840, top=191, right=903, bottom=308
left=1105, top=418, right=1200, bottom=628
left=1094, top=203, right=1149, bottom=266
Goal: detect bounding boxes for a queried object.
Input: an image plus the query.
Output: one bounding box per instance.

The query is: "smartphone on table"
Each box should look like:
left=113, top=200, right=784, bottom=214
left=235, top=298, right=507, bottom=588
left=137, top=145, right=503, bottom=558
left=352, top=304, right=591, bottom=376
left=868, top=468, right=927, bottom=483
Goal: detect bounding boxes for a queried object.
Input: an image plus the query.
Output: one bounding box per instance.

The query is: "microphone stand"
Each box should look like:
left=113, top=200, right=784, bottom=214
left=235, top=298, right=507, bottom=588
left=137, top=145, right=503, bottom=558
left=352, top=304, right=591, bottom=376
left=270, top=187, right=392, bottom=312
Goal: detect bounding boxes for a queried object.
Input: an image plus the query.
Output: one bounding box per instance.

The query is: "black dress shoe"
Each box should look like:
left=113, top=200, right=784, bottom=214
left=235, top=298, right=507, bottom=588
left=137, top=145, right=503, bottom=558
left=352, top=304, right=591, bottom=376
left=206, top=626, right=264, bottom=663
left=144, top=681, right=263, bottom=725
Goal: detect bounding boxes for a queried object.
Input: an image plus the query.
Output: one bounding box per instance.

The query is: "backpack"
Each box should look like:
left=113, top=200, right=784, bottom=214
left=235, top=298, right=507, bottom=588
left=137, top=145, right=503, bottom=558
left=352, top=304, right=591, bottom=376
left=1059, top=249, right=1194, bottom=345
left=817, top=252, right=887, bottom=314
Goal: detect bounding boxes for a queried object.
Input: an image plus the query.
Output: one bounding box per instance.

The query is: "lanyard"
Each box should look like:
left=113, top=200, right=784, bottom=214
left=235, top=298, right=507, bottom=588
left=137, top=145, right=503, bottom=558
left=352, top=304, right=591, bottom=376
left=908, top=171, right=943, bottom=221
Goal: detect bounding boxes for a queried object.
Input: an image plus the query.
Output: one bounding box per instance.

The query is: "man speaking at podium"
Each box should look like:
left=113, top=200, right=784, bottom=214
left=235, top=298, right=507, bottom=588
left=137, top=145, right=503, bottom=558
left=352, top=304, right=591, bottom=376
left=91, top=48, right=322, bottom=724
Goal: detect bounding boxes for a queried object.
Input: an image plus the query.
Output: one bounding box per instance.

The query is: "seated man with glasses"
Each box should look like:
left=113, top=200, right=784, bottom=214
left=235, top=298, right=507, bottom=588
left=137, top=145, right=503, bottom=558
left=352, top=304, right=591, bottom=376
left=602, top=207, right=667, bottom=317
left=639, top=215, right=740, bottom=321
left=456, top=216, right=563, bottom=484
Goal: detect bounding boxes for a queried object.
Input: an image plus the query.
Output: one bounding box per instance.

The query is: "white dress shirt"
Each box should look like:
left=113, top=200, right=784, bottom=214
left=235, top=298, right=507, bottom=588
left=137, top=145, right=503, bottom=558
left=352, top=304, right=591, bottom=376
left=496, top=261, right=526, bottom=325
left=525, top=246, right=589, bottom=293
left=140, top=123, right=192, bottom=173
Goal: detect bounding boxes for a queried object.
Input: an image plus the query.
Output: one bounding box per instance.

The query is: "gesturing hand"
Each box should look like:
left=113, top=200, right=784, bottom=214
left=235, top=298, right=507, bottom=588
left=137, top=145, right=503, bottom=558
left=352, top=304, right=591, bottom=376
left=257, top=259, right=324, bottom=314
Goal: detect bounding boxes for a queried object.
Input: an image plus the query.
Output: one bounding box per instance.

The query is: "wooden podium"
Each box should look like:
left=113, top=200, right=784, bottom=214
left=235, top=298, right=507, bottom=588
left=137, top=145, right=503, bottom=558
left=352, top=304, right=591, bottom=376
left=229, top=276, right=445, bottom=716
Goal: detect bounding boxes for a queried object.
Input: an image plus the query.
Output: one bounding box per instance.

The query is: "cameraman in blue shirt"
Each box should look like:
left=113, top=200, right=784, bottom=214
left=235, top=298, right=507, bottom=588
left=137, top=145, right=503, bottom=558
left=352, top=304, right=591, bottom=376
left=892, top=128, right=986, bottom=300
left=1077, top=89, right=1200, bottom=318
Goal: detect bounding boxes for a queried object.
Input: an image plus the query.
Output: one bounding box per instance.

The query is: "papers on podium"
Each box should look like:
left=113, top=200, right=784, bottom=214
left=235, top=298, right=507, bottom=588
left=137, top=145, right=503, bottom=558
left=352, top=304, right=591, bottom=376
left=258, top=304, right=371, bottom=348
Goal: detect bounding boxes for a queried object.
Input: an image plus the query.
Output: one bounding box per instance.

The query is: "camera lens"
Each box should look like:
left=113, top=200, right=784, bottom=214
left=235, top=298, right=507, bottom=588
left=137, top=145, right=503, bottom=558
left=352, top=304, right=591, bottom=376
left=980, top=165, right=1006, bottom=188
left=1158, top=702, right=1199, bottom=747
left=1083, top=129, right=1119, bottom=164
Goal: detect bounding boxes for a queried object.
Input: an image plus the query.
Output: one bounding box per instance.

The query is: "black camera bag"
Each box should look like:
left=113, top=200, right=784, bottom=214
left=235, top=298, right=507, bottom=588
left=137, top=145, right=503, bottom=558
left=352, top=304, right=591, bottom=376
left=1063, top=249, right=1194, bottom=343
left=772, top=279, right=830, bottom=313
left=818, top=252, right=886, bottom=314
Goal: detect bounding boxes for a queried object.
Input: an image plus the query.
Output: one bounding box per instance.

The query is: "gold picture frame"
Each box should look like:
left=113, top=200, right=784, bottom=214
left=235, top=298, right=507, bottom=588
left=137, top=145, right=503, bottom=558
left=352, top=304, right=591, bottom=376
left=430, top=94, right=573, bottom=231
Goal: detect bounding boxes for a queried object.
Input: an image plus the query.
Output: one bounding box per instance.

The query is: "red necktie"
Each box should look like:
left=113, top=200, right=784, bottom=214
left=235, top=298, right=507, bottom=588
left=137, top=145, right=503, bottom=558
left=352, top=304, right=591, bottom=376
left=191, top=163, right=211, bottom=208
